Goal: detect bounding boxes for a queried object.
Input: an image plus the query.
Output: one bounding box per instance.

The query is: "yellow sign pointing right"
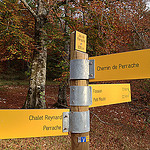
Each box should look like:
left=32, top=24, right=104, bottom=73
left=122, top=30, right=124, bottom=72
left=89, top=49, right=150, bottom=82
left=89, top=84, right=131, bottom=108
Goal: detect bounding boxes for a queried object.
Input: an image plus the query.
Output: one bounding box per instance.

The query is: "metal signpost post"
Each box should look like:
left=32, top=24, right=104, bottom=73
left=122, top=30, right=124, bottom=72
left=70, top=31, right=90, bottom=150
left=69, top=31, right=134, bottom=149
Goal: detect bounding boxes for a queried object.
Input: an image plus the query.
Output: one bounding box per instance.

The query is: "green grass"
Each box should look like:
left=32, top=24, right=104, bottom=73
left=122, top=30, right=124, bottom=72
left=0, top=80, right=29, bottom=86
left=0, top=80, right=59, bottom=86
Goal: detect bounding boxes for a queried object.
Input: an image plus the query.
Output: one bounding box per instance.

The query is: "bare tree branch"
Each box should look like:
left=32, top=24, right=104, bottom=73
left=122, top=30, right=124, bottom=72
left=20, top=0, right=37, bottom=19
left=117, top=0, right=149, bottom=48
left=130, top=20, right=148, bottom=48
left=91, top=111, right=113, bottom=125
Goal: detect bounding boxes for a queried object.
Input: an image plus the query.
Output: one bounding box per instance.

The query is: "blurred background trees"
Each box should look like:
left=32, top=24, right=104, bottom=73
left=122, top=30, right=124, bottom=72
left=0, top=0, right=149, bottom=108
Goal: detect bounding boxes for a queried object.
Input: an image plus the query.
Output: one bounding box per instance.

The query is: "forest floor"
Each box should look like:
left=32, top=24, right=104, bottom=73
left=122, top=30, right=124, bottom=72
left=0, top=80, right=150, bottom=150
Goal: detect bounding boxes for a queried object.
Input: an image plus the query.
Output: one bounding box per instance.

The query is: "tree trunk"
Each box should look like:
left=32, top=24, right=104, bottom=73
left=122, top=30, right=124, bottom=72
left=55, top=1, right=69, bottom=108
left=55, top=84, right=67, bottom=108
left=23, top=0, right=47, bottom=109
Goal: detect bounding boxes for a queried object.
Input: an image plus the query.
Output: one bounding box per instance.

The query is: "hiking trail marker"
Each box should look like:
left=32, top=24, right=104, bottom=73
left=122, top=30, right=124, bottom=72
left=89, top=84, right=131, bottom=108
left=75, top=31, right=87, bottom=52
left=0, top=109, right=69, bottom=139
left=89, top=49, right=150, bottom=82
left=70, top=31, right=89, bottom=150
left=2, top=31, right=150, bottom=150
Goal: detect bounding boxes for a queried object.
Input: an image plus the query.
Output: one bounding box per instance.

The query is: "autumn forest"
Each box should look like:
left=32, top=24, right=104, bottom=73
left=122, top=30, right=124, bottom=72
left=0, top=0, right=150, bottom=149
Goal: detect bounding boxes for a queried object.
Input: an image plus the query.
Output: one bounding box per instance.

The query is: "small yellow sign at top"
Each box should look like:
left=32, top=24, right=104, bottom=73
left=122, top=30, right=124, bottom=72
left=75, top=31, right=87, bottom=52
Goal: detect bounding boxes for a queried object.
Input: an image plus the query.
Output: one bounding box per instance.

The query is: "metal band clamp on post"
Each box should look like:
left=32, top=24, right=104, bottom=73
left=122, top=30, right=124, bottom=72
left=69, top=111, right=90, bottom=133
left=63, top=111, right=90, bottom=133
left=70, top=59, right=89, bottom=79
left=89, top=59, right=95, bottom=79
left=70, top=86, right=92, bottom=106
left=63, top=112, right=69, bottom=133
left=70, top=59, right=95, bottom=79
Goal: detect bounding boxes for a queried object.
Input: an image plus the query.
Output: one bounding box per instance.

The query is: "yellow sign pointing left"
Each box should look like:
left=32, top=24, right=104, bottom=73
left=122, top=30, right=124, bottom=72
left=0, top=109, right=69, bottom=139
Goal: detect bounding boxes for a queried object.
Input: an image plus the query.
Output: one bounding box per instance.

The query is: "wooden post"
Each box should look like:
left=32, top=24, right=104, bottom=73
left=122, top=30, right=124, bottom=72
left=70, top=32, right=89, bottom=150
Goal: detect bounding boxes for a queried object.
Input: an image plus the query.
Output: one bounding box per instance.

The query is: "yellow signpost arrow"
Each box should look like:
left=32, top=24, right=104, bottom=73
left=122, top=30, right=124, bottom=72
left=89, top=49, right=150, bottom=82
left=0, top=109, right=69, bottom=139
left=89, top=84, right=131, bottom=108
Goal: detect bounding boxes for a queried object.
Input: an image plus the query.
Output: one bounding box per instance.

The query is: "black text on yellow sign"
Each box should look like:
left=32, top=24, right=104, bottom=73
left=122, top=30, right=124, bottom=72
left=89, top=84, right=131, bottom=107
left=89, top=49, right=150, bottom=82
left=0, top=109, right=69, bottom=139
left=75, top=31, right=87, bottom=52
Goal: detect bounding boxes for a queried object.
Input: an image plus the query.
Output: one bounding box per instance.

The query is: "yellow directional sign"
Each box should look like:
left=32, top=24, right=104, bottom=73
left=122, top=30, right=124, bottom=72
left=89, top=84, right=131, bottom=107
left=0, top=109, right=69, bottom=139
left=75, top=31, right=87, bottom=52
left=89, top=49, right=150, bottom=82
